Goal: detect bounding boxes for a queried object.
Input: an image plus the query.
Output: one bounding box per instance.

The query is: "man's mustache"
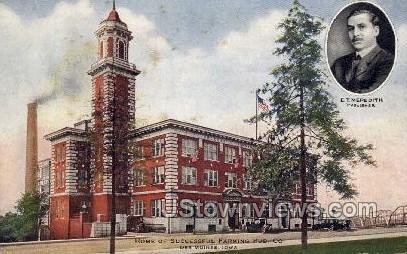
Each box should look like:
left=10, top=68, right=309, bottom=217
left=352, top=37, right=363, bottom=43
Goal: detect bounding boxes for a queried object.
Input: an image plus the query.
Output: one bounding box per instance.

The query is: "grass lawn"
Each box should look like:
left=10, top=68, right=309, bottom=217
left=216, top=236, right=407, bottom=254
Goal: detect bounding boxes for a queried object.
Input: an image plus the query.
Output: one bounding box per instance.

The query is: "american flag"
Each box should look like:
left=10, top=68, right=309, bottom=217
left=257, top=95, right=270, bottom=112
left=191, top=154, right=198, bottom=162
left=189, top=153, right=198, bottom=163
left=234, top=161, right=239, bottom=168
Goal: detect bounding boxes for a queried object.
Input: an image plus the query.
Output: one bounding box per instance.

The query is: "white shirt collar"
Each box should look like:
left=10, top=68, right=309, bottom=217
left=356, top=44, right=377, bottom=58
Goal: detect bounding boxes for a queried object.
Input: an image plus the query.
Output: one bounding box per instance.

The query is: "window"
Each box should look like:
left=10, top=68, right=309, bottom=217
left=182, top=166, right=197, bottom=185
left=153, top=139, right=165, bottom=157
left=133, top=201, right=144, bottom=216
left=224, top=146, right=237, bottom=163
left=243, top=150, right=252, bottom=167
left=204, top=143, right=218, bottom=161
left=182, top=138, right=197, bottom=157
left=78, top=169, right=88, bottom=187
left=130, top=142, right=144, bottom=160
left=294, top=182, right=301, bottom=195
left=204, top=170, right=218, bottom=187
left=119, top=41, right=125, bottom=59
left=151, top=199, right=164, bottom=217
left=152, top=166, right=165, bottom=184
left=133, top=169, right=145, bottom=186
left=294, top=182, right=313, bottom=196
left=56, top=200, right=65, bottom=219
left=115, top=40, right=127, bottom=60
left=306, top=185, right=313, bottom=196
left=55, top=170, right=65, bottom=188
left=243, top=174, right=253, bottom=190
left=55, top=144, right=65, bottom=163
left=225, top=172, right=237, bottom=188
left=99, top=41, right=103, bottom=58
left=60, top=145, right=65, bottom=162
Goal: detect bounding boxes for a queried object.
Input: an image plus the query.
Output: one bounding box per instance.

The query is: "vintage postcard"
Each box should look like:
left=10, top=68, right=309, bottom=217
left=0, top=0, right=406, bottom=253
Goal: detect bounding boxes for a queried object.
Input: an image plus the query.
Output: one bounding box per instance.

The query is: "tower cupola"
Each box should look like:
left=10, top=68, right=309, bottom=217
left=93, top=0, right=133, bottom=63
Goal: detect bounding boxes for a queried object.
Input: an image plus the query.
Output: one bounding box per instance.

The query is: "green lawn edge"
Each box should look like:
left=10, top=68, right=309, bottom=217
left=214, top=236, right=407, bottom=254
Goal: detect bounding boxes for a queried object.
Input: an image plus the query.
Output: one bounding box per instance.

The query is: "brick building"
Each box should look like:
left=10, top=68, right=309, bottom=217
left=129, top=119, right=317, bottom=233
left=43, top=4, right=316, bottom=239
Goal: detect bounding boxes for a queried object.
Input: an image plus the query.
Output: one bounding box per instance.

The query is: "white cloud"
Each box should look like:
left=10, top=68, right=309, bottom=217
left=0, top=4, right=286, bottom=213
left=129, top=9, right=285, bottom=134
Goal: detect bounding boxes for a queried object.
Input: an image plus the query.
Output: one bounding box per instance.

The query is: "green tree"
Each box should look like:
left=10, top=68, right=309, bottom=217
left=0, top=192, right=48, bottom=242
left=0, top=212, right=19, bottom=242
left=249, top=0, right=376, bottom=250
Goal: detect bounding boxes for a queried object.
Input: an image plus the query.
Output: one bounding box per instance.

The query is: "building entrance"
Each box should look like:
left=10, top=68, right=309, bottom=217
left=223, top=189, right=243, bottom=230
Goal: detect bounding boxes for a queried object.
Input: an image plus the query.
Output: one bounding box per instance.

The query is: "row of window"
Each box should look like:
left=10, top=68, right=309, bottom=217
left=133, top=166, right=253, bottom=189
left=133, top=200, right=167, bottom=217
left=55, top=169, right=89, bottom=188
left=134, top=166, right=166, bottom=186
left=183, top=139, right=252, bottom=166
left=133, top=200, right=261, bottom=218
left=136, top=138, right=253, bottom=167
left=293, top=182, right=314, bottom=196
left=99, top=38, right=128, bottom=60
left=133, top=138, right=165, bottom=158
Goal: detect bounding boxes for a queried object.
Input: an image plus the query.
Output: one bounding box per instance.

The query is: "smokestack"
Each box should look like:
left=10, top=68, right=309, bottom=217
left=25, top=102, right=38, bottom=193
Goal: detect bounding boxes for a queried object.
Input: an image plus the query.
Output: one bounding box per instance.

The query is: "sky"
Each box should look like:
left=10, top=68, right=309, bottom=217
left=0, top=0, right=406, bottom=215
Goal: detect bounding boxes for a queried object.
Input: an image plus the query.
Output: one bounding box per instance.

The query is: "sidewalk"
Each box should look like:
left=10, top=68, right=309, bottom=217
left=1, top=227, right=406, bottom=254
left=113, top=231, right=407, bottom=254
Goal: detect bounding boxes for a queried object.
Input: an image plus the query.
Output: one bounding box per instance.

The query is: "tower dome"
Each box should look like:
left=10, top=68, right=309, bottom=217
left=106, top=9, right=122, bottom=22
left=105, top=0, right=122, bottom=23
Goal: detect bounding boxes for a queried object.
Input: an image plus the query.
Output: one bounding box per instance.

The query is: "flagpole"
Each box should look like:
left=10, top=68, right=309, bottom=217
left=255, top=89, right=259, bottom=140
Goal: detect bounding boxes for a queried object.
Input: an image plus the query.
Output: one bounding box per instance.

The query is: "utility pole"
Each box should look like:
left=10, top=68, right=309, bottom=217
left=255, top=89, right=259, bottom=140
left=110, top=142, right=116, bottom=254
left=299, top=81, right=307, bottom=251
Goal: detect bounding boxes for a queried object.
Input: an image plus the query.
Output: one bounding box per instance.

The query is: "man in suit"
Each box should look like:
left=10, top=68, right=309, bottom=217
left=331, top=9, right=394, bottom=93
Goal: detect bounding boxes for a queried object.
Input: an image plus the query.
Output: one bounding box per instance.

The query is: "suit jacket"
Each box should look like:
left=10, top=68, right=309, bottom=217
left=331, top=46, right=394, bottom=93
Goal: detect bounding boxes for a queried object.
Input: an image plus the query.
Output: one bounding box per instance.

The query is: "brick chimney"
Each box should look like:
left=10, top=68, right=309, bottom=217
left=25, top=102, right=38, bottom=193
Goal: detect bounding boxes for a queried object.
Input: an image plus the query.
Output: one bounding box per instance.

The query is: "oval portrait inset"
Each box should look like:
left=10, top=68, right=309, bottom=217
left=327, top=2, right=395, bottom=94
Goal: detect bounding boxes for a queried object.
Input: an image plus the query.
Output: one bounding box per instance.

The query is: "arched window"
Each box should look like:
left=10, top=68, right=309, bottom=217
left=99, top=41, right=103, bottom=58
left=107, top=37, right=113, bottom=57
left=115, top=39, right=127, bottom=60
left=118, top=41, right=125, bottom=59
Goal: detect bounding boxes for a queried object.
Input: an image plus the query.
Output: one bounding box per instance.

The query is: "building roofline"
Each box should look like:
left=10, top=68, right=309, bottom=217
left=44, top=119, right=258, bottom=144
left=131, top=119, right=257, bottom=145
left=44, top=127, right=88, bottom=142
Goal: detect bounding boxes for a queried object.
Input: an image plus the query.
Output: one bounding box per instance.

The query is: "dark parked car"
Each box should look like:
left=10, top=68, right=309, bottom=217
left=312, top=219, right=351, bottom=231
left=127, top=215, right=148, bottom=233
left=245, top=219, right=266, bottom=233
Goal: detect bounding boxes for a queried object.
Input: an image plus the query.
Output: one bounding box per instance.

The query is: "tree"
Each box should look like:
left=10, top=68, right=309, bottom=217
left=248, top=0, right=376, bottom=250
left=0, top=192, right=48, bottom=242
left=0, top=212, right=19, bottom=242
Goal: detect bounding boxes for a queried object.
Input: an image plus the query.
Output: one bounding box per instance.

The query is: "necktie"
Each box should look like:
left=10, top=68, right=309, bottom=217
left=351, top=54, right=362, bottom=79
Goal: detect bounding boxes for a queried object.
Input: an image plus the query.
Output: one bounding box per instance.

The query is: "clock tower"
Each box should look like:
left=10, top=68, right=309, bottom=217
left=88, top=2, right=140, bottom=222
